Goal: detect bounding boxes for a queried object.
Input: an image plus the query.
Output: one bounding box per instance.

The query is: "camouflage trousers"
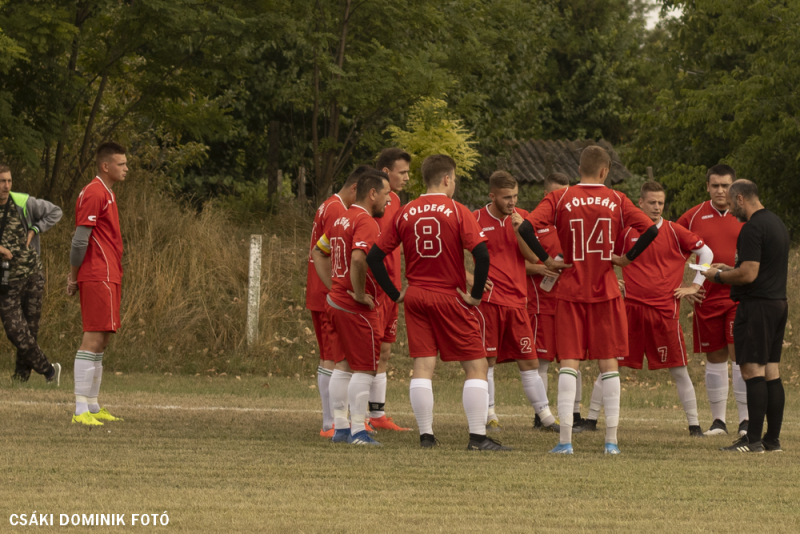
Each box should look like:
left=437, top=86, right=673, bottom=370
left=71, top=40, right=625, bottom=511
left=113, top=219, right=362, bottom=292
left=0, top=271, right=52, bottom=381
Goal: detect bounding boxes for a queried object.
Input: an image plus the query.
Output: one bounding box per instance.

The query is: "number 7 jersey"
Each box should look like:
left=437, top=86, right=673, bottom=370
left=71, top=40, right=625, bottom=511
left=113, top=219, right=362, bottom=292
left=527, top=184, right=654, bottom=303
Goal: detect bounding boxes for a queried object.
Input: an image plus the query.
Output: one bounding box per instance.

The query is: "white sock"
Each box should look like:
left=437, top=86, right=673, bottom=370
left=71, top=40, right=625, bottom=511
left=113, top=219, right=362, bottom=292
left=88, top=352, right=104, bottom=413
left=731, top=363, right=749, bottom=423
left=74, top=351, right=97, bottom=416
left=329, top=369, right=353, bottom=431
left=705, top=361, right=729, bottom=423
left=557, top=368, right=578, bottom=444
left=670, top=366, right=699, bottom=426
left=348, top=373, right=373, bottom=436
left=463, top=379, right=489, bottom=436
left=486, top=366, right=497, bottom=422
left=537, top=360, right=549, bottom=400
left=601, top=371, right=621, bottom=445
left=409, top=378, right=434, bottom=435
left=588, top=374, right=603, bottom=420
left=520, top=369, right=555, bottom=426
left=317, top=366, right=333, bottom=431
left=369, top=372, right=388, bottom=418
left=574, top=368, right=583, bottom=415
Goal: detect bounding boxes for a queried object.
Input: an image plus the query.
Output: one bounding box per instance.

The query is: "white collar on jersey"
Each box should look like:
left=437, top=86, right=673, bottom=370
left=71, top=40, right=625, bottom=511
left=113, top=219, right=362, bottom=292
left=708, top=201, right=729, bottom=217
left=576, top=183, right=606, bottom=187
left=484, top=203, right=508, bottom=224
left=656, top=217, right=664, bottom=229
left=352, top=204, right=370, bottom=215
left=420, top=193, right=448, bottom=197
left=94, top=176, right=115, bottom=199
left=334, top=193, right=345, bottom=205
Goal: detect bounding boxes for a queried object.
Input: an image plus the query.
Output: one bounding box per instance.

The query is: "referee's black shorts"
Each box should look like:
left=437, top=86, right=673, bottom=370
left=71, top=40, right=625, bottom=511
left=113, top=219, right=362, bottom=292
left=733, top=299, right=788, bottom=366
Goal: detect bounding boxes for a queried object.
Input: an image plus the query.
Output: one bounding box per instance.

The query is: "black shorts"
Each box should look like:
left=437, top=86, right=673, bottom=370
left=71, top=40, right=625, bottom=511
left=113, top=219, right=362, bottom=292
left=733, top=299, right=788, bottom=366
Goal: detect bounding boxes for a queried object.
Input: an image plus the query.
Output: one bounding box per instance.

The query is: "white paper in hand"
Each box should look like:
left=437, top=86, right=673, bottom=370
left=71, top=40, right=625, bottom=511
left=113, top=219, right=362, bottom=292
left=689, top=263, right=711, bottom=272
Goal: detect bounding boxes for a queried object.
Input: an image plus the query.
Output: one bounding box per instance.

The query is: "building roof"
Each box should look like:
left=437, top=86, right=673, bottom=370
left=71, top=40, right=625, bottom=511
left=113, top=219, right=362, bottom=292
left=499, top=139, right=631, bottom=185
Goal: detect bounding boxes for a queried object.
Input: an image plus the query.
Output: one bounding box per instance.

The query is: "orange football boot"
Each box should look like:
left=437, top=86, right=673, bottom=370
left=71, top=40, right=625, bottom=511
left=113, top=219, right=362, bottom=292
left=369, top=415, right=411, bottom=431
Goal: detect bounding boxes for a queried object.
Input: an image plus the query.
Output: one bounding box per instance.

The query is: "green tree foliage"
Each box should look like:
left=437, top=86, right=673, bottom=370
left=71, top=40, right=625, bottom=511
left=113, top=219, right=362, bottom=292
left=386, top=97, right=480, bottom=198
left=630, top=1, right=800, bottom=233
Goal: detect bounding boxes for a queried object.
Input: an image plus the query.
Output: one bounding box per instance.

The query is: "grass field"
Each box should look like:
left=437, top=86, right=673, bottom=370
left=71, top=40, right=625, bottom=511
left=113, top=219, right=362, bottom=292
left=2, top=369, right=798, bottom=533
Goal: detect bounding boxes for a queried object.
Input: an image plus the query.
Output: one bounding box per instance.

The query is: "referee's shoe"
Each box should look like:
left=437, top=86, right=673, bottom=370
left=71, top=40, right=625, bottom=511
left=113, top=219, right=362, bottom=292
left=720, top=436, right=764, bottom=453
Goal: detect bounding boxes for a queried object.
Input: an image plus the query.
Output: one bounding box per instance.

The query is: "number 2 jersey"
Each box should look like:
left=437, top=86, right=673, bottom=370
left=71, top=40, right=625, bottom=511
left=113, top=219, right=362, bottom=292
left=317, top=205, right=383, bottom=313
left=527, top=184, right=654, bottom=303
left=377, top=193, right=486, bottom=295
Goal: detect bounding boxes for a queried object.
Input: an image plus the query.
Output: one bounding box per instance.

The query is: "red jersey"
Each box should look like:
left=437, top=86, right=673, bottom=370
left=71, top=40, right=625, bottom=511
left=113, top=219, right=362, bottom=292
left=75, top=177, right=123, bottom=284
left=473, top=205, right=528, bottom=309
left=527, top=223, right=563, bottom=315
left=377, top=193, right=486, bottom=296
left=677, top=201, right=743, bottom=304
left=376, top=191, right=403, bottom=288
left=305, top=194, right=347, bottom=311
left=319, top=205, right=383, bottom=313
left=618, top=219, right=705, bottom=318
left=528, top=184, right=654, bottom=303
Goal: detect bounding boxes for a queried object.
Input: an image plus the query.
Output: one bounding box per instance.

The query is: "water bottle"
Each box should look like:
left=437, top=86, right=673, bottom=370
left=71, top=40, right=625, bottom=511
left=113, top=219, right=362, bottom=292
left=0, top=260, right=9, bottom=294
left=540, top=254, right=563, bottom=293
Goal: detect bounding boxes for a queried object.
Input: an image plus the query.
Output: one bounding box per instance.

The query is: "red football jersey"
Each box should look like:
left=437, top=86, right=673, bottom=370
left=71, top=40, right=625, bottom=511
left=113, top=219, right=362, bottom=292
left=473, top=205, right=528, bottom=309
left=677, top=201, right=743, bottom=304
left=377, top=193, right=486, bottom=296
left=527, top=223, right=563, bottom=315
left=322, top=205, right=383, bottom=313
left=75, top=177, right=123, bottom=284
left=528, top=184, right=654, bottom=303
left=376, top=191, right=403, bottom=288
left=618, top=219, right=705, bottom=318
left=305, top=194, right=347, bottom=311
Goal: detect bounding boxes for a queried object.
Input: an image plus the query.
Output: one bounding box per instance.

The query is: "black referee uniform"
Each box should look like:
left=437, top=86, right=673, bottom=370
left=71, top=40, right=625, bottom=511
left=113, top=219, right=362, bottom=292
left=730, top=208, right=790, bottom=450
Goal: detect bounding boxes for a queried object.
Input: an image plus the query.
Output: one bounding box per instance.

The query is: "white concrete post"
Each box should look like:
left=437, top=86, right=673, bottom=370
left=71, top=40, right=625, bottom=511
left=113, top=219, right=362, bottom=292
left=247, top=234, right=263, bottom=346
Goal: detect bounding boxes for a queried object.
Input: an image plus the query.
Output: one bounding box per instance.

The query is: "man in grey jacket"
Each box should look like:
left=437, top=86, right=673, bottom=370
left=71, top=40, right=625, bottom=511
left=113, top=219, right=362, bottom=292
left=0, top=165, right=63, bottom=383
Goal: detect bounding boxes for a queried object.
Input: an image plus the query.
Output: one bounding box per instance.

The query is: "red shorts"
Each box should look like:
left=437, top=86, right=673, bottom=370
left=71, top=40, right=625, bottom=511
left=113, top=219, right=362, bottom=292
left=692, top=298, right=737, bottom=353
left=403, top=286, right=486, bottom=362
left=531, top=312, right=557, bottom=362
left=379, top=300, right=399, bottom=344
left=325, top=301, right=383, bottom=372
left=79, top=281, right=121, bottom=333
left=619, top=301, right=688, bottom=370
left=483, top=302, right=534, bottom=364
left=555, top=298, right=627, bottom=360
left=311, top=310, right=339, bottom=362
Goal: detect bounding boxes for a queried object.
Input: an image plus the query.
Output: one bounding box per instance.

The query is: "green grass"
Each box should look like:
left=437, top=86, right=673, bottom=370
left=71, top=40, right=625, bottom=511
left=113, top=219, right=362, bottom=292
left=1, top=371, right=798, bottom=533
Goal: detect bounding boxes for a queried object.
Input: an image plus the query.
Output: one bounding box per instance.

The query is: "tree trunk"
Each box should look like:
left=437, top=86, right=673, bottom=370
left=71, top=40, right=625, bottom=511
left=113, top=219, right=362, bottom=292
left=296, top=166, right=306, bottom=201
left=267, top=120, right=280, bottom=200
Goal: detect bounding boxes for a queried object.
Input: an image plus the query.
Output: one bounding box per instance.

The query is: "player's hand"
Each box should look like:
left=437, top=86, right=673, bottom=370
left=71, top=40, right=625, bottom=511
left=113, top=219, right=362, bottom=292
left=66, top=274, right=79, bottom=296
left=711, top=263, right=733, bottom=272
left=618, top=278, right=626, bottom=297
left=528, top=264, right=560, bottom=278
left=611, top=254, right=631, bottom=268
left=544, top=256, right=571, bottom=272
left=511, top=212, right=524, bottom=230
left=676, top=284, right=704, bottom=304
left=456, top=287, right=481, bottom=307
left=0, top=246, right=12, bottom=260
left=396, top=286, right=408, bottom=304
left=347, top=290, right=375, bottom=310
left=483, top=279, right=494, bottom=292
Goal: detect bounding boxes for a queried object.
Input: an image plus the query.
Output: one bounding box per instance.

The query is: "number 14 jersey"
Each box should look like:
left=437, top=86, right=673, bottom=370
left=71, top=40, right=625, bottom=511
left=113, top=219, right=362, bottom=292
left=527, top=184, right=654, bottom=303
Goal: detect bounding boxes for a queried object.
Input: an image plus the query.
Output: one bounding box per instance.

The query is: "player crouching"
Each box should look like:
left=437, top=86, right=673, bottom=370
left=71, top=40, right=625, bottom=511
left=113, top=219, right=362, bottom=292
left=312, top=170, right=391, bottom=445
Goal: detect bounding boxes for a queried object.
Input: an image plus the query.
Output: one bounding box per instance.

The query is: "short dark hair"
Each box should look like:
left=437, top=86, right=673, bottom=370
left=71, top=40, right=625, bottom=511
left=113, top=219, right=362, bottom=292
left=489, top=171, right=517, bottom=191
left=421, top=154, right=456, bottom=187
left=706, top=164, right=736, bottom=182
left=0, top=164, right=10, bottom=175
left=640, top=181, right=664, bottom=198
left=544, top=172, right=569, bottom=188
left=728, top=179, right=759, bottom=202
left=356, top=170, right=389, bottom=201
left=579, top=146, right=611, bottom=177
left=343, top=165, right=373, bottom=187
left=96, top=141, right=127, bottom=163
left=376, top=148, right=411, bottom=173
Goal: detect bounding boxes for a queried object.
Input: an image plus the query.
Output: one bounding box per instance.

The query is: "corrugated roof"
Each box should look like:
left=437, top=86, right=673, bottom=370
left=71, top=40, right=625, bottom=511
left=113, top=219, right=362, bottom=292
left=499, top=139, right=631, bottom=185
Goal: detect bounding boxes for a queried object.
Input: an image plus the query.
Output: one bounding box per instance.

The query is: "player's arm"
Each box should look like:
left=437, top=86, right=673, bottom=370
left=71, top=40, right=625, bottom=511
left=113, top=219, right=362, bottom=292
left=67, top=226, right=93, bottom=296
left=525, top=261, right=560, bottom=278
left=348, top=249, right=374, bottom=309
left=366, top=244, right=404, bottom=302
left=611, top=224, right=659, bottom=267
left=27, top=196, right=63, bottom=246
left=311, top=234, right=332, bottom=290
left=457, top=242, right=490, bottom=306
left=517, top=220, right=571, bottom=271
left=674, top=244, right=713, bottom=301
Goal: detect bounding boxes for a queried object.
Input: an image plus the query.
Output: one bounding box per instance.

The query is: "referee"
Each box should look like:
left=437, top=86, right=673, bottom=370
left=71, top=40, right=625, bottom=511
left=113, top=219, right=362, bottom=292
left=702, top=179, right=789, bottom=453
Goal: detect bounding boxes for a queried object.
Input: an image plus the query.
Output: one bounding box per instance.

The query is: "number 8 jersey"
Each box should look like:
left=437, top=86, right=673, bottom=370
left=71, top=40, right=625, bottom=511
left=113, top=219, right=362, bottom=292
left=377, top=193, right=487, bottom=296
left=527, top=184, right=654, bottom=303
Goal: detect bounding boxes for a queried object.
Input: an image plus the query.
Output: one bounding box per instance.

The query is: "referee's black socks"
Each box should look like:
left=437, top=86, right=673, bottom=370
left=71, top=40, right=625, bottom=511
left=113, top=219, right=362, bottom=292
left=764, top=378, right=785, bottom=442
left=744, top=376, right=767, bottom=444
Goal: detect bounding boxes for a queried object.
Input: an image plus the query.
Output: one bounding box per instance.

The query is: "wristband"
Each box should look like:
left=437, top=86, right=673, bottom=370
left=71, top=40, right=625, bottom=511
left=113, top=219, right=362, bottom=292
left=714, top=271, right=722, bottom=284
